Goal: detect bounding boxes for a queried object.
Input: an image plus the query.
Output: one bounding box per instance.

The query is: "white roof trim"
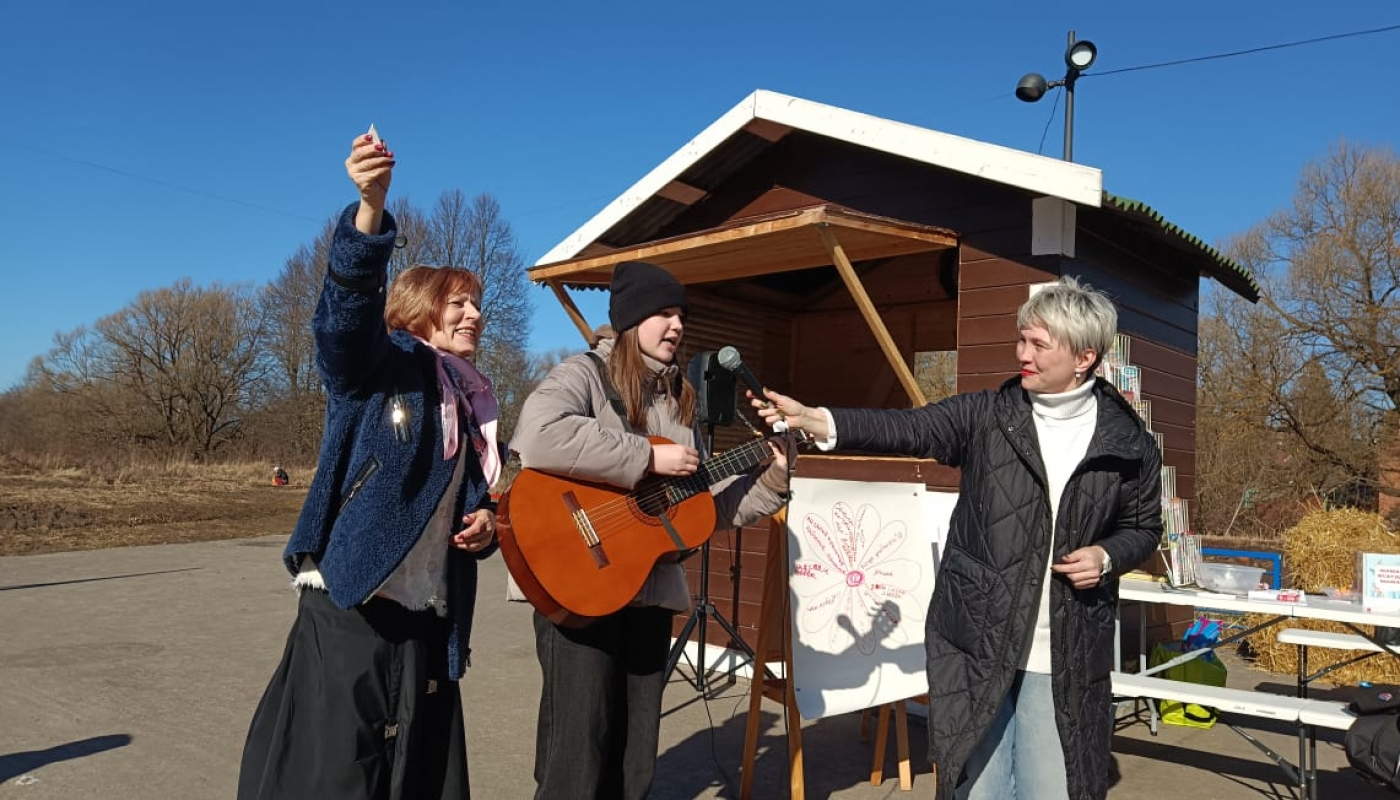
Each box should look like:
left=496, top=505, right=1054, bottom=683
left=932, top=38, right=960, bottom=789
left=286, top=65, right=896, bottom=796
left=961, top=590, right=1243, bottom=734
left=537, top=89, right=1103, bottom=266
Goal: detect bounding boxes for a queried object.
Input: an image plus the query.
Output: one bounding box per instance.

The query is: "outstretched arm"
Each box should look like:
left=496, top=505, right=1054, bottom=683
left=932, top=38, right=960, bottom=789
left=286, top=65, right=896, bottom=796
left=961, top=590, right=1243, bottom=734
left=311, top=132, right=400, bottom=396
left=752, top=388, right=831, bottom=441
left=344, top=129, right=395, bottom=234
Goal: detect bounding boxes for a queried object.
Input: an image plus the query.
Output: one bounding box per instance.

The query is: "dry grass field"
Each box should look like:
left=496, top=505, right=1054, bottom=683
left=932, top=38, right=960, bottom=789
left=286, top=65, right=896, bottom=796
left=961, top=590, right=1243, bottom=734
left=0, top=458, right=308, bottom=556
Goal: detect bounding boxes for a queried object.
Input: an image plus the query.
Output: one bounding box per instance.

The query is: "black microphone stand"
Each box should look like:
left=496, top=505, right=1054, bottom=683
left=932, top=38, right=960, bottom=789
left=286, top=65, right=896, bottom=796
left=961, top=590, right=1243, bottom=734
left=664, top=415, right=761, bottom=694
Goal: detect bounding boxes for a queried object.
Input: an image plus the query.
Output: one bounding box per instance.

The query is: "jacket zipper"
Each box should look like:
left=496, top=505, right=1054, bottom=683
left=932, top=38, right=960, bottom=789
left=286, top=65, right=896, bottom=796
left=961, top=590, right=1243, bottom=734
left=992, top=421, right=1050, bottom=714
left=339, top=456, right=381, bottom=513
left=1002, top=420, right=1088, bottom=689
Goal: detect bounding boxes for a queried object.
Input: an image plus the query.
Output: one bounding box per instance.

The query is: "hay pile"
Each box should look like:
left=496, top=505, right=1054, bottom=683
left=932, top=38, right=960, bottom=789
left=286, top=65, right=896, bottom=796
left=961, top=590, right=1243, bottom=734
left=1244, top=507, right=1400, bottom=686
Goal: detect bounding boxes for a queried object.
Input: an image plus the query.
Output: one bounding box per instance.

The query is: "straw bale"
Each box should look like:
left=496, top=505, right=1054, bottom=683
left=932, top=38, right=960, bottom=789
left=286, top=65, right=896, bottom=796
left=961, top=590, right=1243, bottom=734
left=1243, top=508, right=1400, bottom=685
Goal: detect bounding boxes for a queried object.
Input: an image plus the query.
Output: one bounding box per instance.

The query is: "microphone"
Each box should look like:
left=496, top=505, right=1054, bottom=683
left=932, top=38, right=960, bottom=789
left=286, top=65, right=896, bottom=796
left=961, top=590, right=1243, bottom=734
left=717, top=345, right=809, bottom=441
left=716, top=346, right=768, bottom=405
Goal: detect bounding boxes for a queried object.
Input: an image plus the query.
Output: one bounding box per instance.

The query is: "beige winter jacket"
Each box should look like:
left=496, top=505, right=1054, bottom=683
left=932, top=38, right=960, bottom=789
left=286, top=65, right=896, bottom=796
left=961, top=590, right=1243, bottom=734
left=508, top=336, right=788, bottom=610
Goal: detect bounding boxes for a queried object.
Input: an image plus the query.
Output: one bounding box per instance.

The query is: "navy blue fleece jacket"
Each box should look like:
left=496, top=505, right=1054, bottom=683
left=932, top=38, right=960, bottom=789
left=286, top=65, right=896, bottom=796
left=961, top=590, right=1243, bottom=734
left=282, top=203, right=495, bottom=680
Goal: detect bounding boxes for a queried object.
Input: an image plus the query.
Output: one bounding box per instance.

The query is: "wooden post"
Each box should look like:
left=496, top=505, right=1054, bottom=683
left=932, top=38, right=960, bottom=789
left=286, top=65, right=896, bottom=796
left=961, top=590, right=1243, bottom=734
left=870, top=705, right=891, bottom=786
left=739, top=514, right=804, bottom=799
left=545, top=278, right=596, bottom=344
left=868, top=700, right=912, bottom=790
left=870, top=696, right=927, bottom=791
left=817, top=225, right=927, bottom=407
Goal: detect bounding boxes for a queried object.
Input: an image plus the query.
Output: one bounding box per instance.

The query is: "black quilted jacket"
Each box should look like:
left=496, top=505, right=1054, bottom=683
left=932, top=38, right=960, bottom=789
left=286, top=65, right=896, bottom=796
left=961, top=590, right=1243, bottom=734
left=831, top=377, right=1162, bottom=800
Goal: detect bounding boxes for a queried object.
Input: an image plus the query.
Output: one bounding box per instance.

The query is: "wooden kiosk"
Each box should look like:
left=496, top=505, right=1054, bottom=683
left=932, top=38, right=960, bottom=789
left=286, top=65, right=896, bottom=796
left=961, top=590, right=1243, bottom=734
left=526, top=90, right=1261, bottom=792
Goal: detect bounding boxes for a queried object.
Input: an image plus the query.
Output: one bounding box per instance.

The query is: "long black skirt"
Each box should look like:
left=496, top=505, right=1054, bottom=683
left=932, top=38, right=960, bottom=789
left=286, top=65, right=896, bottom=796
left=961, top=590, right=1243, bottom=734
left=237, top=589, right=469, bottom=800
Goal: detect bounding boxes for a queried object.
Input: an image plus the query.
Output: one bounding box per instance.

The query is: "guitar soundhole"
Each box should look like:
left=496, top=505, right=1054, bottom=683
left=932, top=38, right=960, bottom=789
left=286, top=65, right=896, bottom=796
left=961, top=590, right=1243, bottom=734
left=633, top=479, right=674, bottom=519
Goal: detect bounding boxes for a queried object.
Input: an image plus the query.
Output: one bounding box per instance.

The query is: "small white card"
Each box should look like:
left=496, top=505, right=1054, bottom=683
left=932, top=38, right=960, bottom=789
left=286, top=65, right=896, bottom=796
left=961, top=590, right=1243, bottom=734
left=1248, top=589, right=1307, bottom=604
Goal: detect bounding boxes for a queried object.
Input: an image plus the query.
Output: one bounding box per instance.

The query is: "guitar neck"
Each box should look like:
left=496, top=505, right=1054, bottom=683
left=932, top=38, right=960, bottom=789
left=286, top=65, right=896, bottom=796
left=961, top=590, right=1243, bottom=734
left=665, top=438, right=772, bottom=502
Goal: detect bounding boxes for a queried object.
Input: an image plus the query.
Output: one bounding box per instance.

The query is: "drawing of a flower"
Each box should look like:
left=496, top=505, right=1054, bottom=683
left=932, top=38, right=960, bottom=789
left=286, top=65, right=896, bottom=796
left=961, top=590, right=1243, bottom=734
left=792, top=500, right=926, bottom=655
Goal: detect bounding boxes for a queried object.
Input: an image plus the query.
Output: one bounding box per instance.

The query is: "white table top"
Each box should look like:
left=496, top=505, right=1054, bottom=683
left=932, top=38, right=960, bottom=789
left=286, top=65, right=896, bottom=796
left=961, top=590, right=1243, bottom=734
left=1120, top=580, right=1400, bottom=628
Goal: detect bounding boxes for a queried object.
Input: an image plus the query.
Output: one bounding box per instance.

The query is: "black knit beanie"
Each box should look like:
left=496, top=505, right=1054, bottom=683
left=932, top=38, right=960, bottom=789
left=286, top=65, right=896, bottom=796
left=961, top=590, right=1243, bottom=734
left=608, top=261, right=688, bottom=333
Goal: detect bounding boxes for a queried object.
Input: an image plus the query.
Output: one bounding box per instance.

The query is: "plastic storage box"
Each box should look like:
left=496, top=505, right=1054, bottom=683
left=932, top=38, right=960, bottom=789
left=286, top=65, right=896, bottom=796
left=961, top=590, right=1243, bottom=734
left=1197, top=562, right=1265, bottom=594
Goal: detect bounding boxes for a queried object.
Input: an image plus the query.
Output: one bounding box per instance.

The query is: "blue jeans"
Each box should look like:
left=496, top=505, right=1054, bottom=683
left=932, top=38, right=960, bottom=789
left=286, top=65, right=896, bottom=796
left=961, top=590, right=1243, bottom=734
left=956, top=670, right=1069, bottom=800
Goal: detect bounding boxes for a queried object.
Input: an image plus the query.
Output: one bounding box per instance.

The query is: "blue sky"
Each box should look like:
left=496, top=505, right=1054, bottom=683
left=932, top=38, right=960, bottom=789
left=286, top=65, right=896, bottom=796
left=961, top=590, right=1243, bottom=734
left=2, top=1, right=1397, bottom=391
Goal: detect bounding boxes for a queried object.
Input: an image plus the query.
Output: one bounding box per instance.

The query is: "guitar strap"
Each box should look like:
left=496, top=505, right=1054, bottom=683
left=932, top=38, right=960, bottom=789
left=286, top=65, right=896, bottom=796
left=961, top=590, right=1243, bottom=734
left=583, top=351, right=688, bottom=552
left=583, top=352, right=635, bottom=434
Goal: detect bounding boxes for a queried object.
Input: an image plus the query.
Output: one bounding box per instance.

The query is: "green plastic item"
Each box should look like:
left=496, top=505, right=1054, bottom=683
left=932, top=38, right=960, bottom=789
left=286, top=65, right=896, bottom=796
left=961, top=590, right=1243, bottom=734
left=1149, top=640, right=1228, bottom=729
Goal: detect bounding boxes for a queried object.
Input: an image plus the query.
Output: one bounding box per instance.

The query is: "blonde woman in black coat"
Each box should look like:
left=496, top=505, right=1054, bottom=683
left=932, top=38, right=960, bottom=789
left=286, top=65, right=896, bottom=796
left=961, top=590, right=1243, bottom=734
left=755, top=276, right=1161, bottom=800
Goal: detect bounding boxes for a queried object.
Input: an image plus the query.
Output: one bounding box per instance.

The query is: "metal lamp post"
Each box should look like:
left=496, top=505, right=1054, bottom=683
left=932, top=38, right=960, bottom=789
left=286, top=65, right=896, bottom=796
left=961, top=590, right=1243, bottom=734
left=1015, top=30, right=1099, bottom=162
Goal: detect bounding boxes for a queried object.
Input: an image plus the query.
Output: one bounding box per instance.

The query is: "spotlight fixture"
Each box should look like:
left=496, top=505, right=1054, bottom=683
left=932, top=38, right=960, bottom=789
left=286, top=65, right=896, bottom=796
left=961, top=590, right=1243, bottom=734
left=1014, top=30, right=1098, bottom=162
left=1015, top=73, right=1049, bottom=103
left=1066, top=39, right=1097, bottom=71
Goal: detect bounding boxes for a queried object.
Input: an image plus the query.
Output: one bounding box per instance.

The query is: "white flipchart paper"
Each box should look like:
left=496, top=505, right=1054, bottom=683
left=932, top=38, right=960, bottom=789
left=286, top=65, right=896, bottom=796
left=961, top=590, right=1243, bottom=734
left=786, top=477, right=955, bottom=719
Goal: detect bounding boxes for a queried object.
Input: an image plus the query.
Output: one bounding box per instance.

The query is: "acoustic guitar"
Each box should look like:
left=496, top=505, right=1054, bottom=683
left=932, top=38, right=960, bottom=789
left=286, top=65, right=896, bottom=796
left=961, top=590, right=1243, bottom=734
left=497, top=436, right=775, bottom=626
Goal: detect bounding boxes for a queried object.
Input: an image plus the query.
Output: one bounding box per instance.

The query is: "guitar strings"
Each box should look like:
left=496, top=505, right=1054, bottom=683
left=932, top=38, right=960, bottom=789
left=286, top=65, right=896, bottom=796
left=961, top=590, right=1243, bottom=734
left=569, top=440, right=773, bottom=539
left=575, top=442, right=769, bottom=533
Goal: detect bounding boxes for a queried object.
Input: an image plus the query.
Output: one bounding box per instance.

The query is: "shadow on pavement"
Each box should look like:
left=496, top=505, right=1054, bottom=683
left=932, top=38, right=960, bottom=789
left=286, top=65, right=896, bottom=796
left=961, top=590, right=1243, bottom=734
left=1112, top=733, right=1389, bottom=799
left=0, top=568, right=201, bottom=592
left=0, top=734, right=133, bottom=783
left=652, top=697, right=932, bottom=799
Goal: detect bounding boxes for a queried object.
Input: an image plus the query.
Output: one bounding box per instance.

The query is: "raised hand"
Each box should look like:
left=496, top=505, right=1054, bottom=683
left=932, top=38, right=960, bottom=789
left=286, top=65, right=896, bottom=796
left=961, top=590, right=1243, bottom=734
left=345, top=130, right=396, bottom=234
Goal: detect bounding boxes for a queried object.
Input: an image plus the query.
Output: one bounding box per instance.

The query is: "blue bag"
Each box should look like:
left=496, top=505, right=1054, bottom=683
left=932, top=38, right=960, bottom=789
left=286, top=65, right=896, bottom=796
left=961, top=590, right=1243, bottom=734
left=1182, top=615, right=1222, bottom=652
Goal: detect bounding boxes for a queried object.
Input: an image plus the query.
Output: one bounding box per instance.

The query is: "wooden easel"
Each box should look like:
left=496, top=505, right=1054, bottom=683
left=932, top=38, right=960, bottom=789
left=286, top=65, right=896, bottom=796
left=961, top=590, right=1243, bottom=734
left=739, top=513, right=804, bottom=800
left=863, top=694, right=930, bottom=791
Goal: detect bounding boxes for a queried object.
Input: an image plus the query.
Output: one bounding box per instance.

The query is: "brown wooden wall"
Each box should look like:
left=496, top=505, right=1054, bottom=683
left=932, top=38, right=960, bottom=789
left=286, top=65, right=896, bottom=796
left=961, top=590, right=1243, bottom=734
left=683, top=292, right=786, bottom=453
left=1073, top=212, right=1201, bottom=504
left=956, top=246, right=1057, bottom=393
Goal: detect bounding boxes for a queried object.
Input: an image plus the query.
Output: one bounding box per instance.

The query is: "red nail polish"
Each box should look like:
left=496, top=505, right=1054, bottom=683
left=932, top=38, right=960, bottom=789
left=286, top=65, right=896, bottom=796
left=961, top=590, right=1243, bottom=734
left=386, top=151, right=394, bottom=159
left=364, top=134, right=373, bottom=142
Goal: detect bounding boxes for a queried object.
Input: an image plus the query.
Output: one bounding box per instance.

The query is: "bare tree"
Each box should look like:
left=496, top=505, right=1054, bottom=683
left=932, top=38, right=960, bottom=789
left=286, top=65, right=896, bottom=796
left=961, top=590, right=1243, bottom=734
left=462, top=193, right=533, bottom=362
left=1196, top=296, right=1311, bottom=538
left=255, top=218, right=335, bottom=461
left=475, top=342, right=548, bottom=446
left=1223, top=142, right=1400, bottom=505
left=37, top=280, right=269, bottom=458
left=0, top=372, right=93, bottom=459
left=263, top=218, right=334, bottom=398
left=424, top=190, right=473, bottom=271
left=35, top=325, right=162, bottom=453
left=14, top=187, right=539, bottom=468
left=387, top=196, right=431, bottom=284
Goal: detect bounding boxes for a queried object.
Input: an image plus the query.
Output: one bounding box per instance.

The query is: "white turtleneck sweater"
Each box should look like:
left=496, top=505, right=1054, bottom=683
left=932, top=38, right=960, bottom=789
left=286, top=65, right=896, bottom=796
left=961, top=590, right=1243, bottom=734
left=1021, top=379, right=1097, bottom=674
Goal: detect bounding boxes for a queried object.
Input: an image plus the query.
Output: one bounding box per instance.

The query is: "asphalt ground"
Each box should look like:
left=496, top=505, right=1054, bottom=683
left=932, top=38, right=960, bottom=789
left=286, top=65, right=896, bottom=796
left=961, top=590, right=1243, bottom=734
left=0, top=535, right=1392, bottom=799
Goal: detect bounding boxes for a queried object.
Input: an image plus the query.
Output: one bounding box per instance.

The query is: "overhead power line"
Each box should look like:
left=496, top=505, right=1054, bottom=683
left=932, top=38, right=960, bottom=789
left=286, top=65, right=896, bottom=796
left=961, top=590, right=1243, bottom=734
left=10, top=142, right=321, bottom=224
left=1087, top=23, right=1400, bottom=78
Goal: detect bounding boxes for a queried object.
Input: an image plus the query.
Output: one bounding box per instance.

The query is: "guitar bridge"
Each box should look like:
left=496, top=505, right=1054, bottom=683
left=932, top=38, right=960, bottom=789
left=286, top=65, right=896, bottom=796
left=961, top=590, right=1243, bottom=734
left=562, top=491, right=610, bottom=569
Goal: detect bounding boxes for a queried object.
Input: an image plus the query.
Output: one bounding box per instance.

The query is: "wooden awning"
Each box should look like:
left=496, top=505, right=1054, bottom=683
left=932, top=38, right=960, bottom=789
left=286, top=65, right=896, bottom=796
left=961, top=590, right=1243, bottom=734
left=528, top=204, right=957, bottom=287
left=530, top=204, right=958, bottom=406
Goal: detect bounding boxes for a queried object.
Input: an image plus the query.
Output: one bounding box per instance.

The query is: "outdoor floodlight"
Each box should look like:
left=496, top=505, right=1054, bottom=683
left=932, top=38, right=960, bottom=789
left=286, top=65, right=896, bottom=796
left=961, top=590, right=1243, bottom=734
left=1015, top=73, right=1049, bottom=103
left=1014, top=30, right=1098, bottom=162
left=1066, top=39, right=1097, bottom=71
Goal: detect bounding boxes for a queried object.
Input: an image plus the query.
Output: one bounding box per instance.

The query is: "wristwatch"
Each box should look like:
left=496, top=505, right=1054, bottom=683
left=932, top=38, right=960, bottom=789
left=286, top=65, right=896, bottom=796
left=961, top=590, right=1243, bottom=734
left=1100, top=549, right=1114, bottom=577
